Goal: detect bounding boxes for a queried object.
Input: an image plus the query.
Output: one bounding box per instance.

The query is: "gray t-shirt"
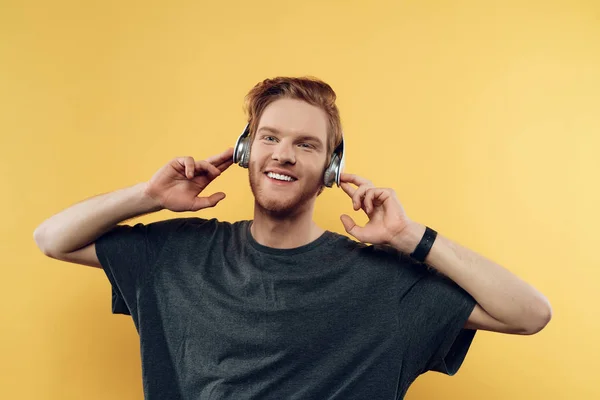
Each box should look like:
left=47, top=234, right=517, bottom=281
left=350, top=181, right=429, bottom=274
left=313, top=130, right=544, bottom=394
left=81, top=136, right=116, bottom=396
left=95, top=217, right=477, bottom=400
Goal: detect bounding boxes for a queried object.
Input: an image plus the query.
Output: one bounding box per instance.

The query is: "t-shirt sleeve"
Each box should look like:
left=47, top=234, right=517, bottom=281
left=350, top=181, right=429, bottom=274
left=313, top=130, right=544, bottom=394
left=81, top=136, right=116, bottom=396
left=94, top=218, right=185, bottom=318
left=399, top=257, right=478, bottom=377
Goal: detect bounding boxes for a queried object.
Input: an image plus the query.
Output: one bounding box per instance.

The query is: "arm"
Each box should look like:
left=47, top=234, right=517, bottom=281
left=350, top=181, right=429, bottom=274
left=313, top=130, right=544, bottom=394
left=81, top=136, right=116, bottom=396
left=390, top=222, right=552, bottom=335
left=337, top=173, right=551, bottom=335
left=34, top=149, right=233, bottom=267
left=33, top=182, right=162, bottom=266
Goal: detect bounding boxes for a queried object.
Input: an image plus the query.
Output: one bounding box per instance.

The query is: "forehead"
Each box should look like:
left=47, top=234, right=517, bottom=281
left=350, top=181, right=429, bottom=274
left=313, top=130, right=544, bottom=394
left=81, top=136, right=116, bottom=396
left=257, top=98, right=328, bottom=141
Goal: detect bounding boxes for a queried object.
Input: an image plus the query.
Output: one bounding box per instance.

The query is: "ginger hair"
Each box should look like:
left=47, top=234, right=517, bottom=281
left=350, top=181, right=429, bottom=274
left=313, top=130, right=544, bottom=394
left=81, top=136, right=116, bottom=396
left=244, top=76, right=343, bottom=163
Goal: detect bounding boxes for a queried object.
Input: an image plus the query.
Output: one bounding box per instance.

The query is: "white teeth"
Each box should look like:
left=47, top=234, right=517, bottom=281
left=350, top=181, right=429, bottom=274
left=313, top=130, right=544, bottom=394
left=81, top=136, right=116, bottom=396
left=267, top=172, right=295, bottom=182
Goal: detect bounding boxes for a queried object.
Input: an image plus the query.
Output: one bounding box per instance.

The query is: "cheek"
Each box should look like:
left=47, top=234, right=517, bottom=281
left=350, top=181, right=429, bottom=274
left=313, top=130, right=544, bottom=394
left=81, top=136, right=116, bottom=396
left=307, top=161, right=326, bottom=183
left=315, top=155, right=328, bottom=175
left=248, top=147, right=266, bottom=169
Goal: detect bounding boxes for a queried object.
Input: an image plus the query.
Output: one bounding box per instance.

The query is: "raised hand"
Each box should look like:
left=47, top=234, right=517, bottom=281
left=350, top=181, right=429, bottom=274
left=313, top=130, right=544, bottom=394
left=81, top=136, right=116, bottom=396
left=339, top=173, right=411, bottom=246
left=144, top=148, right=234, bottom=212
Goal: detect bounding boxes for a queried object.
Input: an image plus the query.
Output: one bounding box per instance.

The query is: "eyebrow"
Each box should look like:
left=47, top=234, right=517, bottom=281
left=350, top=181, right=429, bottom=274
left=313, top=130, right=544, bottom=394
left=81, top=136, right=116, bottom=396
left=257, top=126, right=324, bottom=147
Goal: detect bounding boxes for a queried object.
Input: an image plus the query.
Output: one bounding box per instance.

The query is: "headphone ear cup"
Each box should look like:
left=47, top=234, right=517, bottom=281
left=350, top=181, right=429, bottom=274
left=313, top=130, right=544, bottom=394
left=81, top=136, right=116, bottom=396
left=323, top=154, right=340, bottom=188
left=233, top=124, right=251, bottom=169
left=240, top=139, right=250, bottom=168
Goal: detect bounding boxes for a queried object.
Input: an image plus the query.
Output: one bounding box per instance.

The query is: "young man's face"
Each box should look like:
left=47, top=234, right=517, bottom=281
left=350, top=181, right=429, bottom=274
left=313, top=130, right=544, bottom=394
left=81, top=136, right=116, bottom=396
left=248, top=98, right=329, bottom=217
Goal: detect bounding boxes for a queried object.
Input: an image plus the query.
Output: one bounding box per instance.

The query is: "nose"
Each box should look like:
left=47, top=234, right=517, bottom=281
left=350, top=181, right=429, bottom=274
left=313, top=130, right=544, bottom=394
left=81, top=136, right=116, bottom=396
left=271, top=141, right=296, bottom=165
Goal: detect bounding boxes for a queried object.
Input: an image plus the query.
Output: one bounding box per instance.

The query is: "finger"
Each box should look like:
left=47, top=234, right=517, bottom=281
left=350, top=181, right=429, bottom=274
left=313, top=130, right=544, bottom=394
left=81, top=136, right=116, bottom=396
left=364, top=188, right=376, bottom=214
left=213, top=158, right=234, bottom=173
left=340, top=182, right=356, bottom=198
left=194, top=160, right=222, bottom=179
left=190, top=192, right=226, bottom=211
left=352, top=185, right=369, bottom=211
left=340, top=173, right=372, bottom=187
left=340, top=214, right=363, bottom=240
left=180, top=157, right=196, bottom=179
left=206, top=148, right=234, bottom=166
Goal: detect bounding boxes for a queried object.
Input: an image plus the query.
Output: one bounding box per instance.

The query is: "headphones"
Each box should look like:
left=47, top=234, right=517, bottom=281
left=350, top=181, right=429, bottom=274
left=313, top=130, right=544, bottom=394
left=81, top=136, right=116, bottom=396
left=233, top=123, right=345, bottom=187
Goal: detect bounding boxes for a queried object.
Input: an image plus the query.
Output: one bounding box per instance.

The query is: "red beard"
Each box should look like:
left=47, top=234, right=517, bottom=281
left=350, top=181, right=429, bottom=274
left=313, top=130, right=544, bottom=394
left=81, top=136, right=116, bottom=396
left=248, top=162, right=323, bottom=218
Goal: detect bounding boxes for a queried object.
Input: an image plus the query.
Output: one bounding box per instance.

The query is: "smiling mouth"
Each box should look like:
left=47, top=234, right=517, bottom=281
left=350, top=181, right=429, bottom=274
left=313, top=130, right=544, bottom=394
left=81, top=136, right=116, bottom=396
left=264, top=172, right=297, bottom=183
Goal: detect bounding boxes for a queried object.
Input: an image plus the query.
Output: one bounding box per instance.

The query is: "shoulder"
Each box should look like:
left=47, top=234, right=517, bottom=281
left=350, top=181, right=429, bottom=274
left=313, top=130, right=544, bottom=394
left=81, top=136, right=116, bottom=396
left=114, top=217, right=247, bottom=243
left=327, top=232, right=435, bottom=279
left=325, top=231, right=410, bottom=264
left=143, top=216, right=243, bottom=232
left=327, top=231, right=401, bottom=257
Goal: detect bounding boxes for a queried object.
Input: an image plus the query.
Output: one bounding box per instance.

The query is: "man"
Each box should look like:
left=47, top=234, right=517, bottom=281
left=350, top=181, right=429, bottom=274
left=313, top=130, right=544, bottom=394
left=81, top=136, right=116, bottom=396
left=34, top=76, right=552, bottom=399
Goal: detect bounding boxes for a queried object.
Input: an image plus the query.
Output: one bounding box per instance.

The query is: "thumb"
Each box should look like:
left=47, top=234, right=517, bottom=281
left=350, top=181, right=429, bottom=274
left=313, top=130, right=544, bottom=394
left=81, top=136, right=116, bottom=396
left=340, top=214, right=362, bottom=239
left=190, top=192, right=226, bottom=211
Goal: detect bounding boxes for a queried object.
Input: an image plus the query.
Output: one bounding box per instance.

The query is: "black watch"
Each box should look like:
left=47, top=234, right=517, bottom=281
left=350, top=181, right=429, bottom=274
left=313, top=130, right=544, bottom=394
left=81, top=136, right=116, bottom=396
left=409, top=226, right=437, bottom=262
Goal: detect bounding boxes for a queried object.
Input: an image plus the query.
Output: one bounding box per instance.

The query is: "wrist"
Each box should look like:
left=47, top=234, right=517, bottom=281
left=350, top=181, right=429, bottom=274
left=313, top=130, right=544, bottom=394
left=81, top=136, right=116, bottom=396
left=138, top=182, right=164, bottom=213
left=390, top=221, right=426, bottom=255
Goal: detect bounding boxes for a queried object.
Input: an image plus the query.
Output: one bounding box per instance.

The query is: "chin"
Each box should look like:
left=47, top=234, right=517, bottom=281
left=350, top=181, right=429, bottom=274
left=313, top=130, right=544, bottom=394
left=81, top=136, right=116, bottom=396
left=258, top=199, right=302, bottom=218
left=249, top=170, right=319, bottom=218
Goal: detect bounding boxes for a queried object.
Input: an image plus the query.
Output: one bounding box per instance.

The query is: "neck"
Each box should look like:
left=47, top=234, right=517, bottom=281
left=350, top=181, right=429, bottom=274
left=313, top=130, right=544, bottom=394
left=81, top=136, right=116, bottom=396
left=250, top=201, right=325, bottom=249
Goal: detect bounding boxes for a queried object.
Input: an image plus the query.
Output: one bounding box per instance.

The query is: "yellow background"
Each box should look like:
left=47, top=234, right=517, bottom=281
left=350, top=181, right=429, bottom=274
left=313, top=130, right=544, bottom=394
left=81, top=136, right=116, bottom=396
left=2, top=0, right=598, bottom=398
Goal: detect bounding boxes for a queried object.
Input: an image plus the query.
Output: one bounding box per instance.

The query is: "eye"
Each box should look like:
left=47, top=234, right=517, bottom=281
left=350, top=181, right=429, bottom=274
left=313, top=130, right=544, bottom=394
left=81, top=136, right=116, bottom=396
left=263, top=136, right=277, bottom=142
left=298, top=143, right=314, bottom=149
